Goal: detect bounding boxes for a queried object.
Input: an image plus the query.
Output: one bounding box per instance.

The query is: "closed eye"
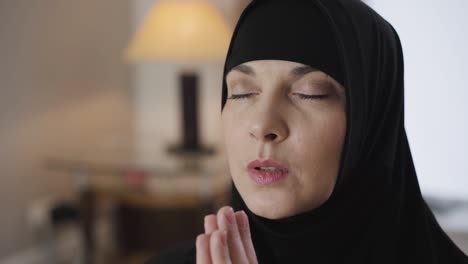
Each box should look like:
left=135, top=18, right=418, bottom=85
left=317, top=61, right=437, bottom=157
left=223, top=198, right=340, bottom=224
left=293, top=93, right=330, bottom=100
left=227, top=93, right=329, bottom=100
left=227, top=93, right=256, bottom=100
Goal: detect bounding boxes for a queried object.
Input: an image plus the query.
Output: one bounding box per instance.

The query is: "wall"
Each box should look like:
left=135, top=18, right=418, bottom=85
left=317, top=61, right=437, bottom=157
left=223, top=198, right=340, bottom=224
left=0, top=0, right=133, bottom=258
left=367, top=1, right=468, bottom=200
left=130, top=0, right=248, bottom=165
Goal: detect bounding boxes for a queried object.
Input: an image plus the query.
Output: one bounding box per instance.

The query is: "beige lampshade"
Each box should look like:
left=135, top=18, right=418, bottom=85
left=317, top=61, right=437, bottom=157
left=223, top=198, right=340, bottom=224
left=125, top=0, right=233, bottom=63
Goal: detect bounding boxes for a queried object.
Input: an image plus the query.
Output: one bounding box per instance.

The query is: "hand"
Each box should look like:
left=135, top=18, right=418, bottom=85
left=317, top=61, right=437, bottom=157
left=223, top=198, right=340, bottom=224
left=196, top=206, right=258, bottom=264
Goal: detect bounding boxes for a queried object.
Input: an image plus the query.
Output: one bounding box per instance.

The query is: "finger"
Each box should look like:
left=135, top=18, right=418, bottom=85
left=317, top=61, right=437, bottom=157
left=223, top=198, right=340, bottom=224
left=235, top=211, right=258, bottom=264
left=217, top=206, right=248, bottom=263
left=196, top=233, right=212, bottom=264
left=204, top=214, right=218, bottom=234
left=210, top=230, right=231, bottom=264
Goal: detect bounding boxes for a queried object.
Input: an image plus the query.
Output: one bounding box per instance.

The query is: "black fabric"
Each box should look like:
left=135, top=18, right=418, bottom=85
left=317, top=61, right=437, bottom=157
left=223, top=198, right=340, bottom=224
left=225, top=0, right=344, bottom=88
left=146, top=0, right=468, bottom=263
left=145, top=239, right=196, bottom=264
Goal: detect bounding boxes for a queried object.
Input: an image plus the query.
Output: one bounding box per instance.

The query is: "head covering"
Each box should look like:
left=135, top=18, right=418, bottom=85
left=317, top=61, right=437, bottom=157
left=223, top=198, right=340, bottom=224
left=221, top=0, right=468, bottom=263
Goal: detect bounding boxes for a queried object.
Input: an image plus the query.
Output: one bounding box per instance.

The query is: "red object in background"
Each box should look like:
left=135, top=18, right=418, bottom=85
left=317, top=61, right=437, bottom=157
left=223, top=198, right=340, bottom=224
left=123, top=169, right=147, bottom=186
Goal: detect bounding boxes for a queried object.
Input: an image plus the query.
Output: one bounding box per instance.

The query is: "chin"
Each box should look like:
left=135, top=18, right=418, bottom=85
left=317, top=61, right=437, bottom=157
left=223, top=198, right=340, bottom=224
left=242, top=186, right=332, bottom=220
left=244, top=192, right=297, bottom=219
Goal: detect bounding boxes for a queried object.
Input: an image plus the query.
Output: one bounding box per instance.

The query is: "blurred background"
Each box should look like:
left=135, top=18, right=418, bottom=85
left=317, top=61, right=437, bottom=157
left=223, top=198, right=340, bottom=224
left=0, top=0, right=466, bottom=263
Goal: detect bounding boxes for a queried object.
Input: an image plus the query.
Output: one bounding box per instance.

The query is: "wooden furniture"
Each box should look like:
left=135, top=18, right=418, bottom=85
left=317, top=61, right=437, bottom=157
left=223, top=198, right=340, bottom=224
left=45, top=151, right=231, bottom=263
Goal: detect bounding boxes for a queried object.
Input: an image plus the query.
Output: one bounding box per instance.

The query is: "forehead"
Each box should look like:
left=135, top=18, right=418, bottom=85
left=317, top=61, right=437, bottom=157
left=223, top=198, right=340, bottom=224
left=226, top=60, right=322, bottom=80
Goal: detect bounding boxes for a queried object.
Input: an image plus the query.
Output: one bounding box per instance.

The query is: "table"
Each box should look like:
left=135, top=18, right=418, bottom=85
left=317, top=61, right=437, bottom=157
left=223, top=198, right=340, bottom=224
left=45, top=149, right=231, bottom=263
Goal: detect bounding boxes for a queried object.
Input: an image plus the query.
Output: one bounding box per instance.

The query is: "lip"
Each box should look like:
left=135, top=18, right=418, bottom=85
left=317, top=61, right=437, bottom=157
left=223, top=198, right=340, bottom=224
left=247, top=159, right=289, bottom=186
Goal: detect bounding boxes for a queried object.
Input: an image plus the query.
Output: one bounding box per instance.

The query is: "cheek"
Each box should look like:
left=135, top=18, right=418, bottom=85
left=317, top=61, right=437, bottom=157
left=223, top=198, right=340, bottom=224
left=312, top=107, right=344, bottom=143
left=221, top=110, right=246, bottom=164
left=294, top=111, right=346, bottom=187
left=315, top=112, right=346, bottom=156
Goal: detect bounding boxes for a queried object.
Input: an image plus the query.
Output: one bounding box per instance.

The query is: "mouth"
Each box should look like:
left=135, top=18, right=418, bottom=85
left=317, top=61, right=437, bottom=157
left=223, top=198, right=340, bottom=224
left=247, top=158, right=289, bottom=186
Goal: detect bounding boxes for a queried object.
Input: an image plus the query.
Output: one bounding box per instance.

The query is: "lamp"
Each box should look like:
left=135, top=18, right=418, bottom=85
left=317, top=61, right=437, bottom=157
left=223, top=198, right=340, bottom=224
left=125, top=0, right=232, bottom=156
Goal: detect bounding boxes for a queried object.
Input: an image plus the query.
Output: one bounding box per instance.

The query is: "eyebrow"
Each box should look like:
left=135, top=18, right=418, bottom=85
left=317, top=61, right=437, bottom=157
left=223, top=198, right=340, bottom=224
left=230, top=64, right=319, bottom=77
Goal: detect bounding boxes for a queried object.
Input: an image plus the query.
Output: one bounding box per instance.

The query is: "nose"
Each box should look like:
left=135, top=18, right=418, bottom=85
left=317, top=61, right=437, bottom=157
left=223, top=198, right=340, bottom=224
left=248, top=100, right=288, bottom=144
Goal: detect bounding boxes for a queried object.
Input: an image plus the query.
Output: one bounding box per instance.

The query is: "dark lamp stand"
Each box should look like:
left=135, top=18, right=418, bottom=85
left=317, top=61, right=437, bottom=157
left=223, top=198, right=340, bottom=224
left=167, top=70, right=215, bottom=156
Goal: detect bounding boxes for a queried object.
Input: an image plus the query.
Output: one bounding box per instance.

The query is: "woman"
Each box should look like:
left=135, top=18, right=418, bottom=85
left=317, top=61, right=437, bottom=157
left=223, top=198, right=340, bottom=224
left=146, top=0, right=468, bottom=263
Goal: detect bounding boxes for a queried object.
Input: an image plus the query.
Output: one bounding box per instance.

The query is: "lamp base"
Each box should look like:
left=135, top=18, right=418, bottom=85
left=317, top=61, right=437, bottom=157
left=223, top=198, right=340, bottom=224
left=166, top=143, right=216, bottom=171
left=166, top=143, right=215, bottom=156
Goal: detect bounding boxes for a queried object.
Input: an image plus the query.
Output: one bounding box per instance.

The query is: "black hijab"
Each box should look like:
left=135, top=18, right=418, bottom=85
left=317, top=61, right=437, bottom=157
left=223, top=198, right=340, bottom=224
left=146, top=0, right=468, bottom=263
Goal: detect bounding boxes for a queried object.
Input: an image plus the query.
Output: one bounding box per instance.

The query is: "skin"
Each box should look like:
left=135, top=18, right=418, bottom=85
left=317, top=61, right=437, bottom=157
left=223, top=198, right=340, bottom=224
left=196, top=60, right=347, bottom=263
left=197, top=206, right=258, bottom=264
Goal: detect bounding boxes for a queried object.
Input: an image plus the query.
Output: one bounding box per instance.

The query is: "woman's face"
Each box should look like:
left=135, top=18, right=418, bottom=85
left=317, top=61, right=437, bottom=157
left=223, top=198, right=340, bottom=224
left=221, top=60, right=347, bottom=219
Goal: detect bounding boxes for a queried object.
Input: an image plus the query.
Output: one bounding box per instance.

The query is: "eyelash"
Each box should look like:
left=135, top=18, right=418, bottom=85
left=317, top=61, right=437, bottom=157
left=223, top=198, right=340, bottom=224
left=228, top=93, right=329, bottom=100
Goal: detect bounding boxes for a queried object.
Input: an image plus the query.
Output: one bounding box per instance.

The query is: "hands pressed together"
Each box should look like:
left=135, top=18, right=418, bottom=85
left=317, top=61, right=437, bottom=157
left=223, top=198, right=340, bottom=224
left=196, top=206, right=258, bottom=264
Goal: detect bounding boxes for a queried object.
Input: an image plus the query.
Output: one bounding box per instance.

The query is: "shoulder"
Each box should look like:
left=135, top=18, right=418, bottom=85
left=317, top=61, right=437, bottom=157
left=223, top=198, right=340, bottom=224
left=144, top=238, right=196, bottom=264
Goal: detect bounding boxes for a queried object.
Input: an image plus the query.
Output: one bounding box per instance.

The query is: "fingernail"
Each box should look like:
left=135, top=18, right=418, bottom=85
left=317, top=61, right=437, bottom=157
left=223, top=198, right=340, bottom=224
left=196, top=234, right=206, bottom=248
left=238, top=210, right=247, bottom=229
left=225, top=209, right=234, bottom=225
